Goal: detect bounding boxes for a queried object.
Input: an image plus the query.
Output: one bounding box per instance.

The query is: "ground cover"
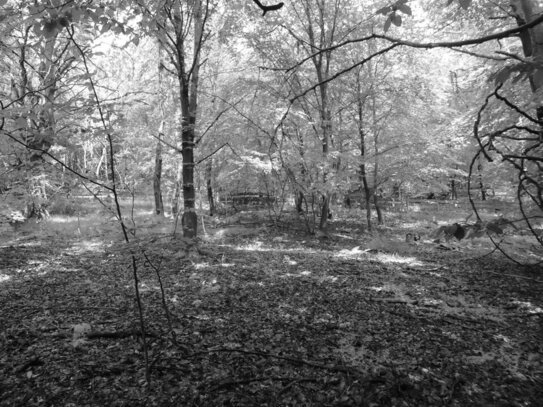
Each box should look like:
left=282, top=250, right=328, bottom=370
left=0, top=200, right=542, bottom=406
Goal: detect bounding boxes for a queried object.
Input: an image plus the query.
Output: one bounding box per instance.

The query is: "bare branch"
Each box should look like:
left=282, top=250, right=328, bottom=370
left=196, top=142, right=236, bottom=165
left=288, top=14, right=543, bottom=73
left=252, top=0, right=284, bottom=16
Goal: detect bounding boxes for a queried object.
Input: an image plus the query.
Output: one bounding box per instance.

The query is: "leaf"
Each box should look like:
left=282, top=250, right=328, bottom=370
left=490, top=64, right=530, bottom=85
left=384, top=16, right=392, bottom=32
left=492, top=67, right=513, bottom=84
left=391, top=13, right=402, bottom=27
left=376, top=6, right=391, bottom=15
left=486, top=221, right=504, bottom=235
left=396, top=4, right=412, bottom=15
left=43, top=20, right=59, bottom=38
left=512, top=72, right=528, bottom=84
left=458, top=0, right=472, bottom=9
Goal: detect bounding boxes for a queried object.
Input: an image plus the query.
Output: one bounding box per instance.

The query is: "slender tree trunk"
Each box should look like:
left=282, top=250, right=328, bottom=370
left=205, top=159, right=215, bottom=216
left=180, top=115, right=197, bottom=237
left=295, top=191, right=304, bottom=214
left=356, top=70, right=372, bottom=231
left=96, top=145, right=106, bottom=179
left=319, top=124, right=331, bottom=231
left=317, top=72, right=332, bottom=231
left=362, top=177, right=372, bottom=229
left=373, top=193, right=383, bottom=223
left=371, top=94, right=383, bottom=224
left=171, top=165, right=182, bottom=217
left=153, top=132, right=164, bottom=215
left=154, top=47, right=166, bottom=216
left=359, top=129, right=372, bottom=228
left=295, top=130, right=306, bottom=215
left=477, top=161, right=486, bottom=201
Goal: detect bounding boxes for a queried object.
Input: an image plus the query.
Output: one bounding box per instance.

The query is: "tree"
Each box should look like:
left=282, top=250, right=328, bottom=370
left=137, top=0, right=210, bottom=238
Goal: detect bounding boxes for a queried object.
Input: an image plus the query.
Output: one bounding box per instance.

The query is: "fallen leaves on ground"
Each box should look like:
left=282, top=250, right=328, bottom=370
left=0, top=223, right=542, bottom=406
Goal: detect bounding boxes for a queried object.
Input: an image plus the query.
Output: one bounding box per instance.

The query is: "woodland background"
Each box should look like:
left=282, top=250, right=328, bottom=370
left=0, top=0, right=542, bottom=406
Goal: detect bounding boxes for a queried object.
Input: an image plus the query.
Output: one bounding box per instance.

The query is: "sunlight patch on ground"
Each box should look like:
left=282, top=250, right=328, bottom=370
left=12, top=240, right=43, bottom=247
left=48, top=215, right=77, bottom=223
left=0, top=273, right=12, bottom=284
left=399, top=221, right=427, bottom=229
left=367, top=252, right=424, bottom=267
left=11, top=261, right=51, bottom=277
left=283, top=270, right=313, bottom=278
left=228, top=242, right=318, bottom=254
left=194, top=262, right=210, bottom=270
left=335, top=246, right=365, bottom=259
left=511, top=300, right=543, bottom=315
left=72, top=240, right=105, bottom=252
left=283, top=255, right=298, bottom=265
left=193, top=261, right=234, bottom=269
left=240, top=240, right=264, bottom=251
left=138, top=282, right=161, bottom=292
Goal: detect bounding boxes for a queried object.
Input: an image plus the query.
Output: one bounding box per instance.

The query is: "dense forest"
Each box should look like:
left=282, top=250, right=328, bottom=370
left=0, top=0, right=542, bottom=406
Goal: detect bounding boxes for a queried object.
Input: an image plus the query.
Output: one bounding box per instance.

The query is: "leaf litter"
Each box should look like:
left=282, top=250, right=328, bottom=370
left=0, top=217, right=542, bottom=406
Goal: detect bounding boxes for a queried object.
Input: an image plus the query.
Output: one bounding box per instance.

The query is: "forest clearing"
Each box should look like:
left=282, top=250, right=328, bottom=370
left=1, top=0, right=543, bottom=405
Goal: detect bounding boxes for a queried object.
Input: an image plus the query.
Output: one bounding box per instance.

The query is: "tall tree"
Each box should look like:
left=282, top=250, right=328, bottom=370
left=283, top=0, right=346, bottom=232
left=138, top=0, right=210, bottom=238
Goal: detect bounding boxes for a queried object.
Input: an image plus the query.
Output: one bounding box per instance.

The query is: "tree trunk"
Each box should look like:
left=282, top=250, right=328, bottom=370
left=29, top=30, right=58, bottom=160
left=362, top=178, right=372, bottom=231
left=205, top=159, right=215, bottom=216
left=171, top=165, right=182, bottom=217
left=450, top=178, right=457, bottom=200
left=295, top=191, right=304, bottom=214
left=172, top=0, right=205, bottom=239
left=356, top=70, right=372, bottom=231
left=373, top=193, right=383, bottom=224
left=295, top=138, right=306, bottom=215
left=371, top=93, right=383, bottom=225
left=319, top=194, right=330, bottom=231
left=512, top=0, right=543, bottom=122
left=478, top=162, right=486, bottom=201
left=300, top=0, right=338, bottom=232
left=318, top=80, right=332, bottom=231
left=153, top=43, right=166, bottom=216
left=153, top=133, right=164, bottom=216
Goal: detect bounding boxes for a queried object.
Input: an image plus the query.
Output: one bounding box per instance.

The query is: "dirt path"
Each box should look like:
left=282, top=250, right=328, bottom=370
left=0, top=227, right=542, bottom=406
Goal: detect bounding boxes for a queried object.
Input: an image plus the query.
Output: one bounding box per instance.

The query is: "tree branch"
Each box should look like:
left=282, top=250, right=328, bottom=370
left=252, top=0, right=284, bottom=16
left=286, top=14, right=543, bottom=102
left=289, top=14, right=543, bottom=73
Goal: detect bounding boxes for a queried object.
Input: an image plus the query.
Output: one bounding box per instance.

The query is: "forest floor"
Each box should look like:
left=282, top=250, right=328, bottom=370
left=0, top=199, right=542, bottom=406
